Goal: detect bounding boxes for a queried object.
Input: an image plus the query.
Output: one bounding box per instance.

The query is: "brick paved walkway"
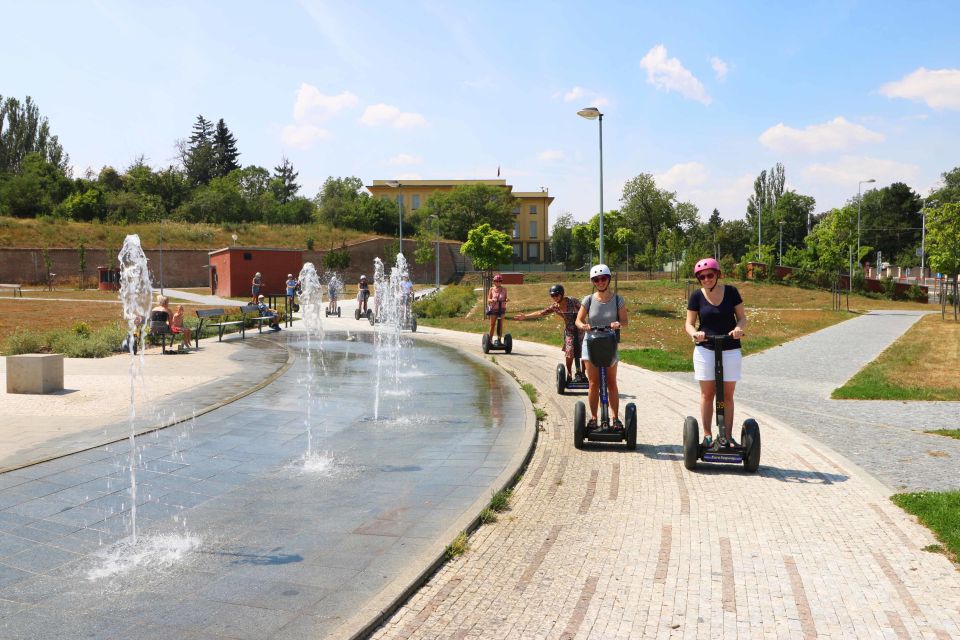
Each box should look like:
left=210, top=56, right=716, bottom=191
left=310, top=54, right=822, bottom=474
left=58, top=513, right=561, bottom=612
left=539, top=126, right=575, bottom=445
left=370, top=327, right=960, bottom=639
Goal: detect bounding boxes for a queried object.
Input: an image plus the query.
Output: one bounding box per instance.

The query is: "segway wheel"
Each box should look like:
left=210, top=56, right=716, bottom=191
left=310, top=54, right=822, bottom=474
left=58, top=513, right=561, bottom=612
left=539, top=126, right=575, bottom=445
left=556, top=364, right=567, bottom=395
left=337, top=307, right=341, bottom=317
left=741, top=419, right=761, bottom=472
left=354, top=308, right=360, bottom=320
left=574, top=401, right=586, bottom=450
left=368, top=312, right=375, bottom=326
left=625, top=403, right=637, bottom=450
left=482, top=333, right=490, bottom=354
left=504, top=334, right=513, bottom=354
left=410, top=316, right=417, bottom=332
left=683, top=416, right=700, bottom=470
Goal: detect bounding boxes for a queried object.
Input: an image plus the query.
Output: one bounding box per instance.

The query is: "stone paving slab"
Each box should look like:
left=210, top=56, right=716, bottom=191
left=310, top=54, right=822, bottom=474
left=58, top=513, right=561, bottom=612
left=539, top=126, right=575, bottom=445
left=369, top=326, right=960, bottom=639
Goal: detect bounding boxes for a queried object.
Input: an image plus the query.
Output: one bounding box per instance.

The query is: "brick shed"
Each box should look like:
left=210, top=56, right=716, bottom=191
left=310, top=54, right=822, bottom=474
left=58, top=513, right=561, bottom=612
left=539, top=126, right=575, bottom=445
left=208, top=247, right=304, bottom=298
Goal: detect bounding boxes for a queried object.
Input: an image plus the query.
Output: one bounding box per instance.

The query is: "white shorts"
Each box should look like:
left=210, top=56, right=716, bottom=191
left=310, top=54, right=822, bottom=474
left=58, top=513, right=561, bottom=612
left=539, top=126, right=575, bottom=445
left=693, top=346, right=742, bottom=382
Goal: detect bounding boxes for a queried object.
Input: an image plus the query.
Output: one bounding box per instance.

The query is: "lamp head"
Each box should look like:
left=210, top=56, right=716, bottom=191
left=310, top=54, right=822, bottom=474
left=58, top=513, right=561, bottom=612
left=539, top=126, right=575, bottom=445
left=577, top=107, right=602, bottom=120
left=385, top=180, right=400, bottom=188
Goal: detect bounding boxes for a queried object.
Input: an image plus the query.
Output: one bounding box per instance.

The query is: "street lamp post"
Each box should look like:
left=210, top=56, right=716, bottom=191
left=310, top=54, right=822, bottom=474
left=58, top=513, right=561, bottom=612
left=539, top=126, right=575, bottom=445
left=856, top=178, right=876, bottom=261
left=429, top=214, right=440, bottom=291
left=921, top=199, right=939, bottom=282
left=158, top=219, right=164, bottom=295
left=757, top=201, right=762, bottom=262
left=778, top=220, right=784, bottom=266
left=577, top=107, right=604, bottom=264
left=386, top=180, right=404, bottom=254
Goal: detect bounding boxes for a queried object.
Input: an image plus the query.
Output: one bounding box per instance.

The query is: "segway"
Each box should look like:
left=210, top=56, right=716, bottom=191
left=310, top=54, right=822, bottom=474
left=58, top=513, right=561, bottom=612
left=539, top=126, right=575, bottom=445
left=325, top=303, right=341, bottom=318
left=556, top=356, right=588, bottom=395
left=482, top=305, right=512, bottom=354
left=682, top=335, right=760, bottom=472
left=573, top=327, right=636, bottom=449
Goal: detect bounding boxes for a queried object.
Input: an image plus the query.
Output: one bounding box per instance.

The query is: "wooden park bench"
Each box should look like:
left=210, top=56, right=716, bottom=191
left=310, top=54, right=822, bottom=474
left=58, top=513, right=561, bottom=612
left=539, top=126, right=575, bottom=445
left=0, top=284, right=23, bottom=297
left=195, top=307, right=245, bottom=345
left=240, top=303, right=279, bottom=332
left=146, top=310, right=175, bottom=354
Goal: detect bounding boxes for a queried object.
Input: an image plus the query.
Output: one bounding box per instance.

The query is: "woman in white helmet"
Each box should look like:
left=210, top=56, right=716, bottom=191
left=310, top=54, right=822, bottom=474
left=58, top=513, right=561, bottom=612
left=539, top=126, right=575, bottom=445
left=575, top=264, right=628, bottom=430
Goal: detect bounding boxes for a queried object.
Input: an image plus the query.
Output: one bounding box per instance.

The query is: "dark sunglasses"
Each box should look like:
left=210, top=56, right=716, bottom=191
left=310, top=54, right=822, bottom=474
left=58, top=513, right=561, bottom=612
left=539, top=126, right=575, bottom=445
left=696, top=271, right=718, bottom=281
left=591, top=275, right=610, bottom=283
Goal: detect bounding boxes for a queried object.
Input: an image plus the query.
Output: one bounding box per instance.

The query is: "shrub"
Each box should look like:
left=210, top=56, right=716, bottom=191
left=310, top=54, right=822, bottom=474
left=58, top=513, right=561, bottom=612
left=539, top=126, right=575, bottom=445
left=881, top=277, right=897, bottom=299
left=305, top=236, right=315, bottom=250
left=2, top=329, right=45, bottom=355
left=72, top=321, right=91, bottom=338
left=736, top=260, right=748, bottom=281
left=719, top=255, right=736, bottom=277
left=1, top=324, right=126, bottom=358
left=413, top=285, right=476, bottom=318
left=908, top=284, right=927, bottom=303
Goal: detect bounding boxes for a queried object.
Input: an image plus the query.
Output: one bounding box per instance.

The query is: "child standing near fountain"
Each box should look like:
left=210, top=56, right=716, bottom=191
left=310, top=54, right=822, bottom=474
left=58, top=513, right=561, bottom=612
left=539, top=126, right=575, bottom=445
left=170, top=304, right=193, bottom=351
left=358, top=275, right=370, bottom=315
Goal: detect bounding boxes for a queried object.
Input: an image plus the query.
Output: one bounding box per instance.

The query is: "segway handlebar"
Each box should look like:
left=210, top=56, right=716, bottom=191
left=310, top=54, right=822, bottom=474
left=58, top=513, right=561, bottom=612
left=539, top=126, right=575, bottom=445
left=695, top=334, right=740, bottom=348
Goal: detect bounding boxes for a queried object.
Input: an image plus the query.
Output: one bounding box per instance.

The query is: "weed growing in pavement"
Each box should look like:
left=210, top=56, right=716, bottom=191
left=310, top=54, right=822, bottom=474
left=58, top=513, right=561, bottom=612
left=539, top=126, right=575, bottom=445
left=479, top=508, right=497, bottom=524
left=926, top=429, right=960, bottom=440
left=489, top=488, right=512, bottom=512
left=534, top=407, right=547, bottom=422
left=445, top=532, right=469, bottom=560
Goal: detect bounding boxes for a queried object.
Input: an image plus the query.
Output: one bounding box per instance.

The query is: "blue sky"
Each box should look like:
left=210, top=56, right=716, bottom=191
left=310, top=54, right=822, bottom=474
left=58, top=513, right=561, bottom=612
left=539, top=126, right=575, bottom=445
left=5, top=1, right=959, bottom=225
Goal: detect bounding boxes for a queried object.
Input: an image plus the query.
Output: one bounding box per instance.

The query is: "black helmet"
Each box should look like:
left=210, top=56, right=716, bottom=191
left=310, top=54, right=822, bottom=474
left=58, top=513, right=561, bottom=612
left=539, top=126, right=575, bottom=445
left=549, top=284, right=564, bottom=297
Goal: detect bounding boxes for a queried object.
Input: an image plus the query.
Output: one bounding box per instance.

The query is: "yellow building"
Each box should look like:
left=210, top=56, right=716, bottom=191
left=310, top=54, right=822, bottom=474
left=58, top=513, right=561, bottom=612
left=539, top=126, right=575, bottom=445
left=366, top=179, right=553, bottom=263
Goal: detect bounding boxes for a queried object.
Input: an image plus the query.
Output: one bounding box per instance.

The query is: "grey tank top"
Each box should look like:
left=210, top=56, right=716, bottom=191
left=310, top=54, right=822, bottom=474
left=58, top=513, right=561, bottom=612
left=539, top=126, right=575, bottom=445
left=581, top=293, right=624, bottom=328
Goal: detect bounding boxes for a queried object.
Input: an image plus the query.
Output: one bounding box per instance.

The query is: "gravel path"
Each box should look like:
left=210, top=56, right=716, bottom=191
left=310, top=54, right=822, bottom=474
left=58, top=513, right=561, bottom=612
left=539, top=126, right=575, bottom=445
left=668, top=310, right=959, bottom=492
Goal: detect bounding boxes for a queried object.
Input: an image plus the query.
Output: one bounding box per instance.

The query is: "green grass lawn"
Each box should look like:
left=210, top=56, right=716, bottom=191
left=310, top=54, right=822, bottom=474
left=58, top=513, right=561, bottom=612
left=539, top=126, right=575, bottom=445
left=891, top=491, right=960, bottom=563
left=832, top=314, right=960, bottom=401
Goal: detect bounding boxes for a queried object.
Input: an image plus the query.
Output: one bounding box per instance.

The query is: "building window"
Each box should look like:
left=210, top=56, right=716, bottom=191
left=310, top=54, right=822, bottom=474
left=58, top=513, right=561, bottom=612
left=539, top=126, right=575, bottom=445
left=411, top=194, right=420, bottom=210
left=527, top=243, right=539, bottom=260
left=243, top=253, right=252, bottom=260
left=395, top=195, right=403, bottom=207
left=512, top=243, right=522, bottom=259
left=529, top=221, right=537, bottom=239
left=529, top=205, right=537, bottom=214
left=513, top=223, right=520, bottom=239
left=512, top=206, right=520, bottom=215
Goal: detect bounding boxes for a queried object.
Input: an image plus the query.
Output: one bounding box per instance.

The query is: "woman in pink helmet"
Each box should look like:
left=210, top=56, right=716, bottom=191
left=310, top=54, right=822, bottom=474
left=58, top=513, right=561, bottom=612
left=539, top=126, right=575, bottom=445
left=684, top=258, right=747, bottom=448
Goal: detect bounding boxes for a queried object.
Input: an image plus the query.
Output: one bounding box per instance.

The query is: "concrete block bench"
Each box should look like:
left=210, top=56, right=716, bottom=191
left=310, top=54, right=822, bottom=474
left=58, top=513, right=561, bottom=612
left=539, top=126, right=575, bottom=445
left=6, top=354, right=64, bottom=394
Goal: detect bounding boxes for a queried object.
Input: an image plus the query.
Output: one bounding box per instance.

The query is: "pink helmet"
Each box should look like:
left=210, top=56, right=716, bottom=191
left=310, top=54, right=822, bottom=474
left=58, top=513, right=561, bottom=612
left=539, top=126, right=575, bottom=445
left=693, top=257, right=721, bottom=276
left=493, top=274, right=503, bottom=282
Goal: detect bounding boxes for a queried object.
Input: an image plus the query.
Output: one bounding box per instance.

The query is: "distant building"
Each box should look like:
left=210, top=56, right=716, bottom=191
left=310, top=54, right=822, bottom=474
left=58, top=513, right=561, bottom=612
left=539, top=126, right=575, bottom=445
left=366, top=179, right=553, bottom=263
left=208, top=247, right=303, bottom=298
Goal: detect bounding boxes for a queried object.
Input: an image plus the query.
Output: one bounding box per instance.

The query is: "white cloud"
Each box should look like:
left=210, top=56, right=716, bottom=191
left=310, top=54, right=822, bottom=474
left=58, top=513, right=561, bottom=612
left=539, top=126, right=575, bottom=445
left=655, top=162, right=709, bottom=190
left=759, top=117, right=884, bottom=153
left=281, top=124, right=330, bottom=150
left=639, top=44, right=711, bottom=105
left=292, top=84, right=359, bottom=122
left=880, top=67, right=960, bottom=110
left=360, top=104, right=427, bottom=128
left=710, top=57, right=729, bottom=81
left=802, top=155, right=920, bottom=187
left=538, top=149, right=566, bottom=162
left=388, top=154, right=421, bottom=165
left=557, top=86, right=609, bottom=107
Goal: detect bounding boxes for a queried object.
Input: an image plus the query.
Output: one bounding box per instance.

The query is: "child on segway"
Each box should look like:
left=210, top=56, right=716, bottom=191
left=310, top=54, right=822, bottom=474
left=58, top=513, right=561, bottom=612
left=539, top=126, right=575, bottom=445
left=486, top=274, right=508, bottom=346
left=357, top=275, right=370, bottom=317
left=515, top=283, right=585, bottom=383
left=684, top=258, right=746, bottom=449
left=575, top=264, right=628, bottom=430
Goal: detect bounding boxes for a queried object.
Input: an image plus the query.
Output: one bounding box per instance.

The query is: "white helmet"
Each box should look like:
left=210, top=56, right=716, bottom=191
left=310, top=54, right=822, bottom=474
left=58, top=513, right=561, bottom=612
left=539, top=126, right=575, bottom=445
left=589, top=264, right=611, bottom=280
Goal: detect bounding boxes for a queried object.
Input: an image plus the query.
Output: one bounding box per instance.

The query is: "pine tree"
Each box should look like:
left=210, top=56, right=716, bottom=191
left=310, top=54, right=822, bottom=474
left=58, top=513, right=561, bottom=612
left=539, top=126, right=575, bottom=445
left=272, top=156, right=300, bottom=204
left=212, top=118, right=240, bottom=178
left=185, top=115, right=215, bottom=187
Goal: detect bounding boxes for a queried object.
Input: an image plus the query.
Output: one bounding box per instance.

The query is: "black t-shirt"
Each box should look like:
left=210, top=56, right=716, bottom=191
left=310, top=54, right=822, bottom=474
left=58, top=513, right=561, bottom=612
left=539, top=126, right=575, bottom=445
left=687, top=285, right=743, bottom=350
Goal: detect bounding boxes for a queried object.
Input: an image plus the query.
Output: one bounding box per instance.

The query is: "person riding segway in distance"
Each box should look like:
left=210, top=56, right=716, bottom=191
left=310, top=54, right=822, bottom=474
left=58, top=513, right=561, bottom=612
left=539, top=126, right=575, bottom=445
left=486, top=274, right=508, bottom=346
left=684, top=257, right=747, bottom=449
left=357, top=275, right=370, bottom=317
left=575, top=264, right=628, bottom=430
left=515, top=284, right=585, bottom=383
